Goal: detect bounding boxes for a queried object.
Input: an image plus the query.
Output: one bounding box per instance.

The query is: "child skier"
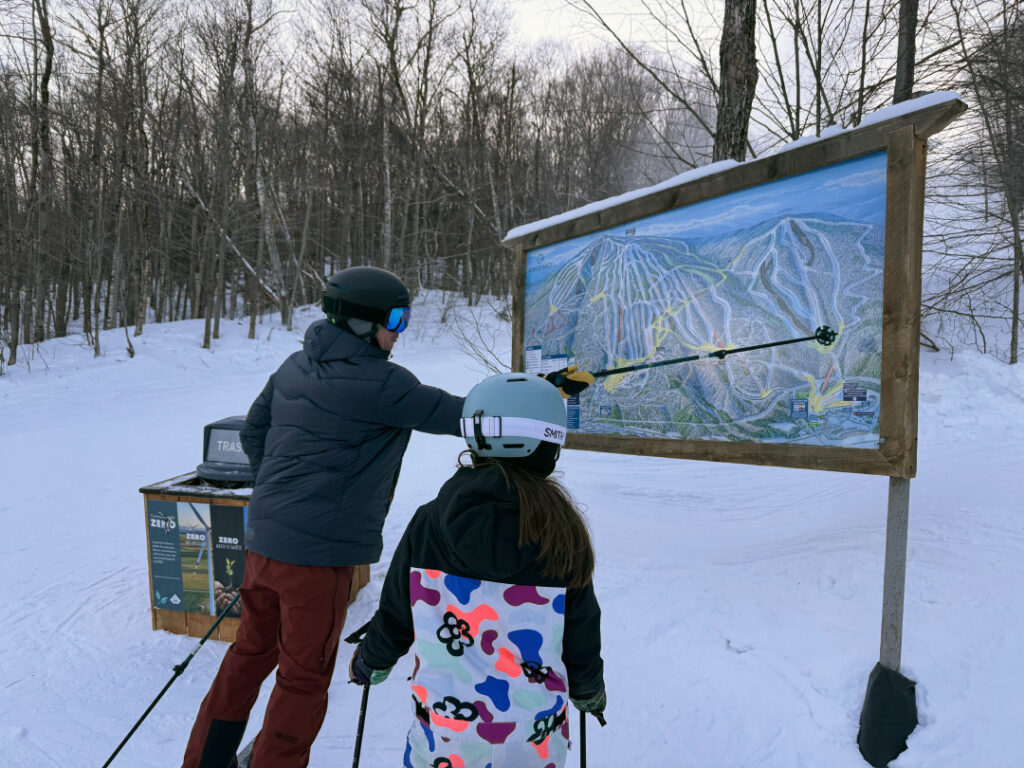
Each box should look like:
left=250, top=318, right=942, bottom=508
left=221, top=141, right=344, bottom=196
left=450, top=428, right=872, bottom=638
left=349, top=372, right=605, bottom=767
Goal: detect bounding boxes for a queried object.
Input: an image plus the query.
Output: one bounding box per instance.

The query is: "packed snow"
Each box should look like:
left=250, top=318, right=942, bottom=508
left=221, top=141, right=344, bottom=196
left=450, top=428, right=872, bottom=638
left=1, top=292, right=1021, bottom=767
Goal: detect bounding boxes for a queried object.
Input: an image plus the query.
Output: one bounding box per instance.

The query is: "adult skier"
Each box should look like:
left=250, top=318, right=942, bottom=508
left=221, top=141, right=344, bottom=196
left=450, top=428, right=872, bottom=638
left=348, top=372, right=606, bottom=767
left=181, top=266, right=466, bottom=768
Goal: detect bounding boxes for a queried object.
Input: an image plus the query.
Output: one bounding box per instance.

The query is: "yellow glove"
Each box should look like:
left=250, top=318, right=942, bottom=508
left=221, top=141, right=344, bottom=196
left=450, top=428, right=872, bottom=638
left=544, top=365, right=595, bottom=398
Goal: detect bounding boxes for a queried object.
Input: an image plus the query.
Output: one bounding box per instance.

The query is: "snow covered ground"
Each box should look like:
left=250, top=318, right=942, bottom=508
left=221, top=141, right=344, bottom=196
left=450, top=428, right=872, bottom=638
left=1, top=293, right=1022, bottom=767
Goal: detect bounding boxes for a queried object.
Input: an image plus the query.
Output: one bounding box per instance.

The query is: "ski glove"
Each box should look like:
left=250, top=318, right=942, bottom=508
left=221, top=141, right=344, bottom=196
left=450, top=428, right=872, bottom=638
left=545, top=365, right=595, bottom=398
left=348, top=645, right=391, bottom=686
left=571, top=688, right=606, bottom=715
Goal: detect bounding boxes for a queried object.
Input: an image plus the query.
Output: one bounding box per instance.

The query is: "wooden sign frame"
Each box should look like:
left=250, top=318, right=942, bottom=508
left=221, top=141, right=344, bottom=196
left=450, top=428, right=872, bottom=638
left=505, top=97, right=966, bottom=477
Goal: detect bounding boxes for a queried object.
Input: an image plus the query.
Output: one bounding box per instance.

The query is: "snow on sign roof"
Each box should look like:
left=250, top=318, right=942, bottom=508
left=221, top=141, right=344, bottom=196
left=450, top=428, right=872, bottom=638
left=502, top=159, right=740, bottom=244
left=502, top=90, right=964, bottom=245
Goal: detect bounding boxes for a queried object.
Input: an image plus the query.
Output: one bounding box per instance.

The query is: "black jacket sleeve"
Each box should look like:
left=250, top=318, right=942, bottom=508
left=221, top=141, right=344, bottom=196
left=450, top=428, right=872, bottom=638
left=562, top=580, right=604, bottom=699
left=240, top=374, right=275, bottom=476
left=358, top=511, right=420, bottom=670
left=376, top=366, right=464, bottom=436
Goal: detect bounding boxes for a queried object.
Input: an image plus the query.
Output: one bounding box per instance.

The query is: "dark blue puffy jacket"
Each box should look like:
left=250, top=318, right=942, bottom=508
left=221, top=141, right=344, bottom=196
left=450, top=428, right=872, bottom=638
left=239, top=319, right=464, bottom=566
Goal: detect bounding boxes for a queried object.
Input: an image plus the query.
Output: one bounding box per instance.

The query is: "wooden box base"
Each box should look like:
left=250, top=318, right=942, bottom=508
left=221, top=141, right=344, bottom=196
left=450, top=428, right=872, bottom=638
left=143, top=476, right=372, bottom=643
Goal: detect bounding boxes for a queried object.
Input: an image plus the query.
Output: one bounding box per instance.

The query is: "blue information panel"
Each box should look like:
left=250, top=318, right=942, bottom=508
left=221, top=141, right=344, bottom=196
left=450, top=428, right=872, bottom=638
left=146, top=500, right=185, bottom=611
left=147, top=499, right=247, bottom=616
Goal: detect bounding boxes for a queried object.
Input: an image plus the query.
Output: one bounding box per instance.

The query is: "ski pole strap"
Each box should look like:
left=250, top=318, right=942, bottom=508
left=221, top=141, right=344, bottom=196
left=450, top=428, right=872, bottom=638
left=345, top=620, right=372, bottom=645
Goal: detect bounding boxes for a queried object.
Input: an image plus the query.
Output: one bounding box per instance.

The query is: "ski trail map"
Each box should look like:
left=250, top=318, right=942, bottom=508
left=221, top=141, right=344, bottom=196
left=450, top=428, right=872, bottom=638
left=524, top=151, right=888, bottom=449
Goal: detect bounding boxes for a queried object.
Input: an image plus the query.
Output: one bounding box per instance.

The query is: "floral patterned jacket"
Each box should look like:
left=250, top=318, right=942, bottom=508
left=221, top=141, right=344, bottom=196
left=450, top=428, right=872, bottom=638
left=359, top=465, right=604, bottom=747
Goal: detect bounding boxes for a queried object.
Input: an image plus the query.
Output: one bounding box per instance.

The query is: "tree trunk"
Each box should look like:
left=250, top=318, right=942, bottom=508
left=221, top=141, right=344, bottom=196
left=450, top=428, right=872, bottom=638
left=134, top=257, right=149, bottom=336
left=93, top=271, right=102, bottom=357
left=382, top=110, right=393, bottom=269
left=33, top=258, right=46, bottom=341
left=713, top=0, right=758, bottom=162
left=1009, top=203, right=1022, bottom=364
left=6, top=286, right=19, bottom=366
left=249, top=221, right=264, bottom=340
left=894, top=0, right=918, bottom=103
left=54, top=262, right=69, bottom=336
left=213, top=238, right=225, bottom=340
left=83, top=278, right=92, bottom=337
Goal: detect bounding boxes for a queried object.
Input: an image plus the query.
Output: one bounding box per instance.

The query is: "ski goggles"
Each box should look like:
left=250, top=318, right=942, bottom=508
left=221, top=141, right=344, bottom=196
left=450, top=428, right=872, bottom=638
left=384, top=306, right=411, bottom=333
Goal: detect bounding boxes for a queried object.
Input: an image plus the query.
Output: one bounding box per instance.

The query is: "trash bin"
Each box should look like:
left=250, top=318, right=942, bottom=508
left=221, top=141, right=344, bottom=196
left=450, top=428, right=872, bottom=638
left=140, top=470, right=370, bottom=641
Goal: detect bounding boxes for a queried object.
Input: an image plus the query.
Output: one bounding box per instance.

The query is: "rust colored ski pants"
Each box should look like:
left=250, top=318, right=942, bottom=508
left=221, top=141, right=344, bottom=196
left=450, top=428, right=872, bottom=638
left=182, top=551, right=355, bottom=768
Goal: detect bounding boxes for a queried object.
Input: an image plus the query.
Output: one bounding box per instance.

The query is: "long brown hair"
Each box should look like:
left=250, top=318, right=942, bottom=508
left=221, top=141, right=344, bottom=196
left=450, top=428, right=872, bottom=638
left=461, top=451, right=595, bottom=589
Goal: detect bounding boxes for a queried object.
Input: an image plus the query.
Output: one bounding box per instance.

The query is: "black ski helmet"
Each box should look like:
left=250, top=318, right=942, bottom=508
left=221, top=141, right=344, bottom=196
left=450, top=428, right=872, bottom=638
left=322, top=266, right=411, bottom=331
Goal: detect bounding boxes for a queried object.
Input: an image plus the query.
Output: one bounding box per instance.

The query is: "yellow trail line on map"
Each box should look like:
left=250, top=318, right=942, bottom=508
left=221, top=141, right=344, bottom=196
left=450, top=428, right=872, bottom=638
left=802, top=373, right=850, bottom=413
left=553, top=238, right=835, bottom=398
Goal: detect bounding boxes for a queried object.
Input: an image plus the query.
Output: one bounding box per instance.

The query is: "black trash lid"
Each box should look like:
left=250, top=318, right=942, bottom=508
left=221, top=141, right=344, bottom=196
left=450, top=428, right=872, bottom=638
left=197, top=416, right=254, bottom=485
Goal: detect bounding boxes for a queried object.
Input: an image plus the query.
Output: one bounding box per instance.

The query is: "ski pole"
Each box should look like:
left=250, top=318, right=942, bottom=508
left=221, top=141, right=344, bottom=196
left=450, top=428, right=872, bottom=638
left=101, top=592, right=241, bottom=768
left=585, top=325, right=837, bottom=381
left=580, top=709, right=586, bottom=768
left=578, top=708, right=607, bottom=768
left=344, top=620, right=373, bottom=768
left=351, top=682, right=371, bottom=768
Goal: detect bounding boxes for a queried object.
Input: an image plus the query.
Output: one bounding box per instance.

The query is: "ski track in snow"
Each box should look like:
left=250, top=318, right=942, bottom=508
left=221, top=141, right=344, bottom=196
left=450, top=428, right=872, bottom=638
left=2, top=295, right=1023, bottom=767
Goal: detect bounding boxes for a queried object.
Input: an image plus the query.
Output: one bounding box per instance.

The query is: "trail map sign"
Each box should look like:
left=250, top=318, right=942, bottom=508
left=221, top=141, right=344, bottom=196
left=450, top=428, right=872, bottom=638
left=506, top=94, right=966, bottom=477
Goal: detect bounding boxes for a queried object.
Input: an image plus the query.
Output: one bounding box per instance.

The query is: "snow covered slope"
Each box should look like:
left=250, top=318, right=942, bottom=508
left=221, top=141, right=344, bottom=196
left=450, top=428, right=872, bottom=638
left=1, top=294, right=1021, bottom=767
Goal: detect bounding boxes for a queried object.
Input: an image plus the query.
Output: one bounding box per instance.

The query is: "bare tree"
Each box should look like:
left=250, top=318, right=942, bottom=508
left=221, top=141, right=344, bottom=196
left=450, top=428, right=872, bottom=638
left=714, top=0, right=758, bottom=160
left=894, top=0, right=919, bottom=102
left=0, top=0, right=1013, bottom=370
left=925, top=1, right=1023, bottom=362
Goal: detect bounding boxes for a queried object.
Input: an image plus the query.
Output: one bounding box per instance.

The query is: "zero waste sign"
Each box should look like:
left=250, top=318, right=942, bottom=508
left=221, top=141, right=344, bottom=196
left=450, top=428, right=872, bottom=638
left=146, top=500, right=184, bottom=610
left=146, top=500, right=246, bottom=616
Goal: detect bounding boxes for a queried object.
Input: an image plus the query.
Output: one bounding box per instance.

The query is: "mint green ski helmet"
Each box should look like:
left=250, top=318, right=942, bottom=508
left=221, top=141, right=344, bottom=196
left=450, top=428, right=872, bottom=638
left=461, top=373, right=568, bottom=458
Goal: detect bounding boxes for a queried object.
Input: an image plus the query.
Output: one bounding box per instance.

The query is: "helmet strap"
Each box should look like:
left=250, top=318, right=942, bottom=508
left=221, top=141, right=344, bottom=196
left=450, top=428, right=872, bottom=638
left=367, top=323, right=382, bottom=347
left=323, top=294, right=394, bottom=325
left=472, top=410, right=492, bottom=451
left=331, top=316, right=377, bottom=343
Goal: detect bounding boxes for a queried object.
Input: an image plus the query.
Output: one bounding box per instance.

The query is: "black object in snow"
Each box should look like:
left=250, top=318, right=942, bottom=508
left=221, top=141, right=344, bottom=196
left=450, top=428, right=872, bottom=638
left=857, top=661, right=918, bottom=767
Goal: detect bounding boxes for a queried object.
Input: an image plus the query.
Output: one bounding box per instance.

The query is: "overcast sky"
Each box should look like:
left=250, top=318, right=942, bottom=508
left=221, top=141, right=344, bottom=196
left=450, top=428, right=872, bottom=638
left=510, top=0, right=620, bottom=47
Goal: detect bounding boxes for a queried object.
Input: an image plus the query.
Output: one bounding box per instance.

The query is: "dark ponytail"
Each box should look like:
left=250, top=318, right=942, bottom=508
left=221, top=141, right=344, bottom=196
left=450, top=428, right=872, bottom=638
left=461, top=450, right=595, bottom=589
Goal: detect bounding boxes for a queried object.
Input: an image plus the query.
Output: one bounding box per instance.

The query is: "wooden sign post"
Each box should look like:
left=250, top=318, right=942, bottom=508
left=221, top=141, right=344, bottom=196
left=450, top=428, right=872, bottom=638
left=503, top=93, right=967, bottom=765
